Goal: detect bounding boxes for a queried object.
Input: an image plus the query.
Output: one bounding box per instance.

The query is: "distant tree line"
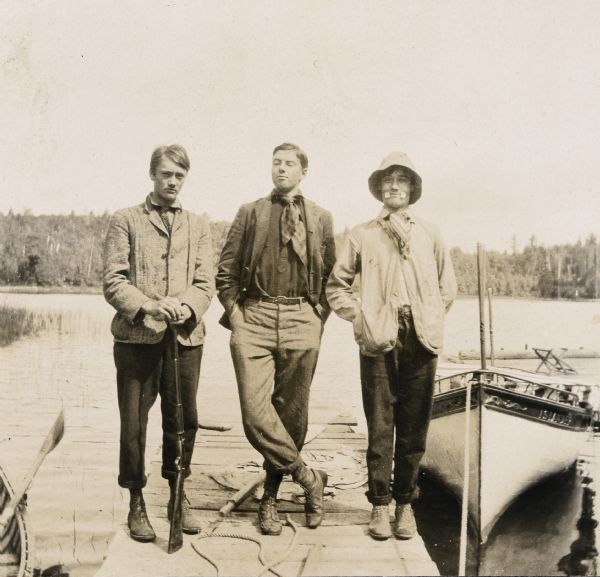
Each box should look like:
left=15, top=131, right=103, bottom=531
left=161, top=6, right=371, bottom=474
left=449, top=235, right=600, bottom=299
left=0, top=212, right=598, bottom=299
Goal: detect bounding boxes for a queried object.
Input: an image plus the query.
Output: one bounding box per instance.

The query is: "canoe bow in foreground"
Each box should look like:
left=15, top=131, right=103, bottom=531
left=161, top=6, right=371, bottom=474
left=0, top=466, right=31, bottom=577
left=421, top=365, right=593, bottom=542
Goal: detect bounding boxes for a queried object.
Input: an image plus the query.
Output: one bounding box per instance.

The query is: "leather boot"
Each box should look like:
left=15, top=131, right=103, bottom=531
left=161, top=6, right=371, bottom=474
left=393, top=504, right=417, bottom=539
left=128, top=489, right=156, bottom=542
left=167, top=482, right=204, bottom=534
left=258, top=472, right=283, bottom=536
left=292, top=465, right=327, bottom=529
left=368, top=505, right=391, bottom=540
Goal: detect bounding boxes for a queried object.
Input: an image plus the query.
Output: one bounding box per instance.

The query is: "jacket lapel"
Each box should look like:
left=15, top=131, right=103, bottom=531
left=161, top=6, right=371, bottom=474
left=147, top=207, right=169, bottom=236
left=248, top=197, right=272, bottom=273
left=171, top=210, right=183, bottom=235
left=303, top=198, right=317, bottom=273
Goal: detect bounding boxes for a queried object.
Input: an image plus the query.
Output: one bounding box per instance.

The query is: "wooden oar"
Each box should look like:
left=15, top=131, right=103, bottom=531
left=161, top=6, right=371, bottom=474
left=198, top=420, right=233, bottom=432
left=219, top=471, right=266, bottom=517
left=0, top=407, right=65, bottom=530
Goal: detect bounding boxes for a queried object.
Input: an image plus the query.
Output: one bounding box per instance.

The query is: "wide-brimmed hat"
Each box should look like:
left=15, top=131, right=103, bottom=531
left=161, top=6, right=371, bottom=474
left=368, top=151, right=422, bottom=204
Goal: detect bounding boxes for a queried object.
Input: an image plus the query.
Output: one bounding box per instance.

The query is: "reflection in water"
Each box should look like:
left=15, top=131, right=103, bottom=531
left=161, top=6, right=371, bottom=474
left=414, top=471, right=478, bottom=576
left=416, top=462, right=597, bottom=576
left=557, top=468, right=598, bottom=577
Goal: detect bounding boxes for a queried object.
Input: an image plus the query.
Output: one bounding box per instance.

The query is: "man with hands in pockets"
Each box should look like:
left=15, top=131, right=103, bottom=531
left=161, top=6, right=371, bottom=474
left=326, top=151, right=456, bottom=540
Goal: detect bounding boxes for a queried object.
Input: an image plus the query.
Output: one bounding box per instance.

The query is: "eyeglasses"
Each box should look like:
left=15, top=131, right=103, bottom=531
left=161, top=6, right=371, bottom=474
left=381, top=175, right=411, bottom=186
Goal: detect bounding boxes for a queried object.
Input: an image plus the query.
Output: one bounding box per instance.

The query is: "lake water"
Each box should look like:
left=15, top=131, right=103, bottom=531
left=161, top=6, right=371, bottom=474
left=1, top=293, right=599, bottom=576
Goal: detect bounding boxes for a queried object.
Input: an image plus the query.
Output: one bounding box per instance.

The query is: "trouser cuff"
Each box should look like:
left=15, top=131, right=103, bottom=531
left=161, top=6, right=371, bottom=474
left=118, top=476, right=147, bottom=490
left=366, top=491, right=392, bottom=506
left=393, top=487, right=420, bottom=504
left=288, top=456, right=308, bottom=475
left=161, top=466, right=192, bottom=480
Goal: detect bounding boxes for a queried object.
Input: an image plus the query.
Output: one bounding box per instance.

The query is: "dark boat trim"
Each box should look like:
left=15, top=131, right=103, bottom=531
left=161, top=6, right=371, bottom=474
left=432, top=370, right=592, bottom=432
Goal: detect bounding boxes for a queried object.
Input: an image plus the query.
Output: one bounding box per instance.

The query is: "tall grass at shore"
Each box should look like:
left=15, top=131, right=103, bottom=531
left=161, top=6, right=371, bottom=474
left=0, top=304, right=64, bottom=347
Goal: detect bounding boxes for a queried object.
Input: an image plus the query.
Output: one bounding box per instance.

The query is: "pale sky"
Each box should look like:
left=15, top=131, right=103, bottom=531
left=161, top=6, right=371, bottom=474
left=1, top=0, right=599, bottom=251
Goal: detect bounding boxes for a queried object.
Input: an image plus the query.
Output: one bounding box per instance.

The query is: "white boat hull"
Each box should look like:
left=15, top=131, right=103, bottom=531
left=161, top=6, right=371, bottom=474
left=421, top=371, right=592, bottom=542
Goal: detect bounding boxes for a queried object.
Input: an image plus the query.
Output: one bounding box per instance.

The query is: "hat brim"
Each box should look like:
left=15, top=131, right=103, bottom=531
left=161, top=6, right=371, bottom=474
left=368, top=166, right=422, bottom=204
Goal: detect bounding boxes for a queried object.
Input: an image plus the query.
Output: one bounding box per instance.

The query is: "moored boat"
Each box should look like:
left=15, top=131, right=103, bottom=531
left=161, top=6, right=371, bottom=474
left=421, top=364, right=594, bottom=543
left=0, top=466, right=31, bottom=577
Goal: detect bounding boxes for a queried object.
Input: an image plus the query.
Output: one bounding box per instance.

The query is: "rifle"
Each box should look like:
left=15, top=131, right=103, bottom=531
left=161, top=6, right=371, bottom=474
left=168, top=327, right=185, bottom=554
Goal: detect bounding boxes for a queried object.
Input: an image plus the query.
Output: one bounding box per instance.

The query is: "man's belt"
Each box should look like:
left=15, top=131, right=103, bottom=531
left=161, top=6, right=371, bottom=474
left=255, top=295, right=308, bottom=305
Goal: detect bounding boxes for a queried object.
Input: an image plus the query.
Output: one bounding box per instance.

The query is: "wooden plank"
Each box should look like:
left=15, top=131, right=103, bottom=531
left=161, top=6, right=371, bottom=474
left=310, top=432, right=364, bottom=439
left=300, top=544, right=323, bottom=576
left=195, top=442, right=258, bottom=450
left=315, top=424, right=354, bottom=434
left=95, top=413, right=437, bottom=577
left=301, top=439, right=366, bottom=447
left=304, top=559, right=410, bottom=576
left=327, top=415, right=358, bottom=426
left=198, top=429, right=246, bottom=437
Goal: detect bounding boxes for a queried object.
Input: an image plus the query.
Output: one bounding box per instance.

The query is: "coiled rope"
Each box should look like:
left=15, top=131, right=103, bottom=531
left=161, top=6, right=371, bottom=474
left=191, top=514, right=299, bottom=577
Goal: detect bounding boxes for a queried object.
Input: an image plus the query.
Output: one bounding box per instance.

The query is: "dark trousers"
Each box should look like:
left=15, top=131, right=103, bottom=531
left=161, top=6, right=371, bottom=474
left=114, top=335, right=203, bottom=489
left=359, top=313, right=437, bottom=505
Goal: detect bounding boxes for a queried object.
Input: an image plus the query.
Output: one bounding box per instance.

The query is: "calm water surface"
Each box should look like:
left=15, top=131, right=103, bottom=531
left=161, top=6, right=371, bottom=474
left=1, top=294, right=599, bottom=575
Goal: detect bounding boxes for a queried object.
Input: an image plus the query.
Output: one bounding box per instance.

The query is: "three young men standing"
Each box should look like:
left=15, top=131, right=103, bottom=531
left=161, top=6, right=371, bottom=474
left=104, top=144, right=455, bottom=543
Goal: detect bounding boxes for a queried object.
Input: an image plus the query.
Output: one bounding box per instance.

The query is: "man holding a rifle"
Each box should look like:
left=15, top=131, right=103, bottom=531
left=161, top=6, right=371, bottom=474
left=103, top=144, right=213, bottom=543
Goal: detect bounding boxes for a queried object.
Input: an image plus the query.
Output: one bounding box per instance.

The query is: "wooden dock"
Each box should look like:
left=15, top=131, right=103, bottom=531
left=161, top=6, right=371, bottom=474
left=96, top=415, right=439, bottom=577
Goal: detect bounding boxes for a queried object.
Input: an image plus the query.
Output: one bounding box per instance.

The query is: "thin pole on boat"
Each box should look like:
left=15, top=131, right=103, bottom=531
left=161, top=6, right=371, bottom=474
left=488, top=287, right=495, bottom=366
left=477, top=243, right=487, bottom=369
left=458, top=378, right=472, bottom=576
left=459, top=242, right=488, bottom=575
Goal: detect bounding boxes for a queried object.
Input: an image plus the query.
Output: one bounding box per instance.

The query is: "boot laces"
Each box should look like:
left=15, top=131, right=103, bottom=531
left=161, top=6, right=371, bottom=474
left=373, top=505, right=388, bottom=520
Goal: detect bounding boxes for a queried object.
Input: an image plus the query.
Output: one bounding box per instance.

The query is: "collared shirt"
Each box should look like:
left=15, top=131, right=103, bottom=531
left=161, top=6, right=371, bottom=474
left=248, top=191, right=309, bottom=298
left=146, top=194, right=182, bottom=231
left=146, top=193, right=182, bottom=211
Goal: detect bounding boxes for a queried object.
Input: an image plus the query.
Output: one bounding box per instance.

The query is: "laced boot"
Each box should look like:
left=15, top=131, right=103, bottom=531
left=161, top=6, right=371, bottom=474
left=292, top=464, right=327, bottom=529
left=368, top=505, right=392, bottom=540
left=393, top=504, right=417, bottom=539
left=168, top=481, right=204, bottom=534
left=127, top=489, right=156, bottom=542
left=258, top=472, right=283, bottom=535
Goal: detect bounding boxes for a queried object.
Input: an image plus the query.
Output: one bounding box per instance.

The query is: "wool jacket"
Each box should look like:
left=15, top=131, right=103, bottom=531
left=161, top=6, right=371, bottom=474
left=326, top=211, right=457, bottom=355
left=216, top=195, right=336, bottom=328
left=103, top=196, right=214, bottom=346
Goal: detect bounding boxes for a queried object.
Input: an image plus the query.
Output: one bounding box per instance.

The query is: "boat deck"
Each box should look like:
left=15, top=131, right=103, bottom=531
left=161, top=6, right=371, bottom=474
left=96, top=415, right=439, bottom=577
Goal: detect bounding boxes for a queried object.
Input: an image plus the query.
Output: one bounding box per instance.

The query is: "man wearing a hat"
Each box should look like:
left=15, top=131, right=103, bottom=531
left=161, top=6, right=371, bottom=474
left=326, top=151, right=456, bottom=540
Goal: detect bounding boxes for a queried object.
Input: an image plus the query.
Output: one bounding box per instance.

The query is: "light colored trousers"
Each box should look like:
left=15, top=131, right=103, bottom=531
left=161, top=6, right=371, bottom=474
left=230, top=298, right=323, bottom=474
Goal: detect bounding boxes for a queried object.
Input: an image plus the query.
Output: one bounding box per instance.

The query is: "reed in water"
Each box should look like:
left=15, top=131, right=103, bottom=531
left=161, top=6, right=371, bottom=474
left=0, top=304, right=64, bottom=347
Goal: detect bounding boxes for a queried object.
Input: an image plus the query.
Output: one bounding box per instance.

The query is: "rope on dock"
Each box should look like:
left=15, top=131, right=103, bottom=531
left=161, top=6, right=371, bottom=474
left=257, top=515, right=298, bottom=577
left=190, top=514, right=298, bottom=577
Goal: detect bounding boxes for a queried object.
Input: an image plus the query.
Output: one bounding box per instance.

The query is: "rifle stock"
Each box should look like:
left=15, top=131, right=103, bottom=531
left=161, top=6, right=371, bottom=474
left=168, top=328, right=185, bottom=554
